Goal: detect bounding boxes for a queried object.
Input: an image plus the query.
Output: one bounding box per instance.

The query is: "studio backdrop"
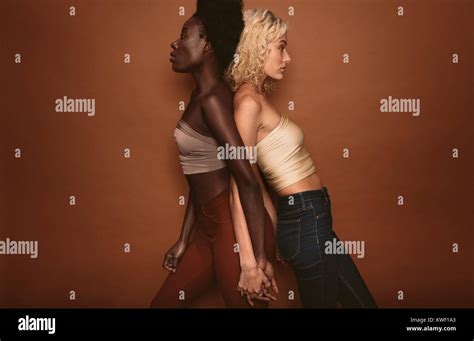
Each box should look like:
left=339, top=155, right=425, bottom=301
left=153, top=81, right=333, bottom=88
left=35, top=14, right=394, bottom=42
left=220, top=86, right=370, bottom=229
left=0, top=0, right=472, bottom=308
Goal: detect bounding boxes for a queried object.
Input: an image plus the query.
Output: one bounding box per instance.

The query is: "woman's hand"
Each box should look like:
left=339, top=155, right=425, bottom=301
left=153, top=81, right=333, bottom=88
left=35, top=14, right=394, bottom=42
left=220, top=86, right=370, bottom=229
left=238, top=265, right=275, bottom=306
left=275, top=244, right=286, bottom=264
left=260, top=260, right=279, bottom=296
left=162, top=239, right=187, bottom=273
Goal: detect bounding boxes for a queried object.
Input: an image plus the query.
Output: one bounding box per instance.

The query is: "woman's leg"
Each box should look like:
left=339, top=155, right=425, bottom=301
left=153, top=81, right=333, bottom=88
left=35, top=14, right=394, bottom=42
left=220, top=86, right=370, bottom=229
left=333, top=232, right=378, bottom=308
left=207, top=189, right=267, bottom=308
left=214, top=218, right=254, bottom=308
left=280, top=211, right=339, bottom=308
left=290, top=231, right=378, bottom=308
left=150, top=225, right=216, bottom=308
left=322, top=187, right=377, bottom=308
left=277, top=188, right=377, bottom=308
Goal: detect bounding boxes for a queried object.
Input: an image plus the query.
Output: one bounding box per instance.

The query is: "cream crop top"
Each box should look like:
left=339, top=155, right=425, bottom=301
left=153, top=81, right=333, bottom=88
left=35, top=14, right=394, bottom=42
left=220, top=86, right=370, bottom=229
left=256, top=114, right=316, bottom=191
left=173, top=120, right=226, bottom=175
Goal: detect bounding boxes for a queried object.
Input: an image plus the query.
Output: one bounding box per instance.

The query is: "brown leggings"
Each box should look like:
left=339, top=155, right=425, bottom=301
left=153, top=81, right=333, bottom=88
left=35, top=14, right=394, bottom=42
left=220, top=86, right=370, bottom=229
left=150, top=188, right=275, bottom=308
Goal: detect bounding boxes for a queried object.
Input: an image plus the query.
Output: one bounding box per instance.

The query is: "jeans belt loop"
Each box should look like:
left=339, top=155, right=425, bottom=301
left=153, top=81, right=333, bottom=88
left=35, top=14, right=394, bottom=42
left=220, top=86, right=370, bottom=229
left=323, top=187, right=329, bottom=207
left=298, top=192, right=305, bottom=210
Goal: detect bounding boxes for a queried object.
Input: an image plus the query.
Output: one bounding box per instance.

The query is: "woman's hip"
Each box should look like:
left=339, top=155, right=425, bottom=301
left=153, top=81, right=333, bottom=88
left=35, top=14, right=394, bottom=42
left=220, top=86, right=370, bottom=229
left=276, top=187, right=334, bottom=263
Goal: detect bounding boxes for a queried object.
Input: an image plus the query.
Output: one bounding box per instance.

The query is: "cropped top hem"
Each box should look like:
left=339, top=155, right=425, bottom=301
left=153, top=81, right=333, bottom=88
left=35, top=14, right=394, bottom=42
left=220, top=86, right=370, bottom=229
left=174, top=120, right=226, bottom=175
left=267, top=167, right=316, bottom=192
left=256, top=114, right=317, bottom=192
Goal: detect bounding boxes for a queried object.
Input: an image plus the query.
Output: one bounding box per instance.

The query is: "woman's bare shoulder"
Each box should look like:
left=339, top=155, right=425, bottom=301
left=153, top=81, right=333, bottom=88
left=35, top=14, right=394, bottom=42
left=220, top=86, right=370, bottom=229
left=234, top=87, right=263, bottom=116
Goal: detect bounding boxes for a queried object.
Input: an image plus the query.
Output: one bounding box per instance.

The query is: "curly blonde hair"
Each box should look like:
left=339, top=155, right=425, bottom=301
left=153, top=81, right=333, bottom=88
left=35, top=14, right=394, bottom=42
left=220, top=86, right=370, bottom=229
left=226, top=9, right=288, bottom=94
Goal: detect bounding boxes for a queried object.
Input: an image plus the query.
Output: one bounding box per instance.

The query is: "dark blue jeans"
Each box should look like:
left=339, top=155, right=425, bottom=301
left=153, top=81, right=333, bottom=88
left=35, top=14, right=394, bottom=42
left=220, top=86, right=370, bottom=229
left=276, top=187, right=377, bottom=308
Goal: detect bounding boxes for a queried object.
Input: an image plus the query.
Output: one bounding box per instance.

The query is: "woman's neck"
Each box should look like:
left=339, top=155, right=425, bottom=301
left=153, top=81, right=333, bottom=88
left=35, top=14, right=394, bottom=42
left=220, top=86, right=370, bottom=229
left=192, top=58, right=221, bottom=94
left=241, top=81, right=265, bottom=96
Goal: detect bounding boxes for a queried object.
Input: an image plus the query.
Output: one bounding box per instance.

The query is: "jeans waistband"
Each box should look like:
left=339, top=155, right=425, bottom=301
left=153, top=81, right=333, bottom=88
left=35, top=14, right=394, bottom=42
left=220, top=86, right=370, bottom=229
left=277, top=186, right=331, bottom=209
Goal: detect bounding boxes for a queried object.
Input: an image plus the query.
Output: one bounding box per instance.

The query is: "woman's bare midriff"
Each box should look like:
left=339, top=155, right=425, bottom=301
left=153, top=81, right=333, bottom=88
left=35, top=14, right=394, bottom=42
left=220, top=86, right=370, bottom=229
left=186, top=167, right=230, bottom=207
left=277, top=172, right=323, bottom=197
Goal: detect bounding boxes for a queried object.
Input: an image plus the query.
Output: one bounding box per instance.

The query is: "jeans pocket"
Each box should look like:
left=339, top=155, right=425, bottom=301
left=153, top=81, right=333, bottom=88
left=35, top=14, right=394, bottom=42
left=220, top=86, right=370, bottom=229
left=277, top=218, right=301, bottom=262
left=315, top=210, right=333, bottom=238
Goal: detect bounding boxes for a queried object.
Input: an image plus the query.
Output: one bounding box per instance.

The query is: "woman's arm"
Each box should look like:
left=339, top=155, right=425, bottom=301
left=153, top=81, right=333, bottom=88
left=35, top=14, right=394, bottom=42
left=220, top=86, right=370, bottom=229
left=178, top=188, right=195, bottom=244
left=202, top=94, right=267, bottom=265
left=227, top=94, right=279, bottom=293
left=162, top=188, right=195, bottom=273
left=230, top=174, right=278, bottom=296
left=231, top=170, right=277, bottom=261
left=230, top=176, right=258, bottom=270
left=231, top=92, right=278, bottom=234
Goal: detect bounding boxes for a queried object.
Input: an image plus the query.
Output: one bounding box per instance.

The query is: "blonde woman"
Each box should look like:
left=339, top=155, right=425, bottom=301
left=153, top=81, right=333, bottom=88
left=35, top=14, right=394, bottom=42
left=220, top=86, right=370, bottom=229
left=228, top=9, right=377, bottom=308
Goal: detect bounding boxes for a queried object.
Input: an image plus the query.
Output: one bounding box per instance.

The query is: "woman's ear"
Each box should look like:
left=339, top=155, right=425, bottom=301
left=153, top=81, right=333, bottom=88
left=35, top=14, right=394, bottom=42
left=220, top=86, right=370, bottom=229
left=203, top=40, right=213, bottom=54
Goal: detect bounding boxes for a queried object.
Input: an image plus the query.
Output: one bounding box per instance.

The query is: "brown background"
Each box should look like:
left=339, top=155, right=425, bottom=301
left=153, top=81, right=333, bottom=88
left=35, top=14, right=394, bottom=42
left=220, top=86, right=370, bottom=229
left=0, top=0, right=472, bottom=308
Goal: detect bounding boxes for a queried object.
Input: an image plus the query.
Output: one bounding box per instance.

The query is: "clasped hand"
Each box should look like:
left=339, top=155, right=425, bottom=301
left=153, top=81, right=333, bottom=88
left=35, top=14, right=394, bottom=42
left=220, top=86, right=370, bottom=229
left=237, top=260, right=279, bottom=306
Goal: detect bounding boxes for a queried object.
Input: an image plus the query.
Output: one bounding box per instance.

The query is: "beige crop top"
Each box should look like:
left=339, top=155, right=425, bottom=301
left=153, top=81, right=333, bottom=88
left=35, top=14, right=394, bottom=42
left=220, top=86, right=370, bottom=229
left=256, top=114, right=316, bottom=191
left=173, top=120, right=226, bottom=175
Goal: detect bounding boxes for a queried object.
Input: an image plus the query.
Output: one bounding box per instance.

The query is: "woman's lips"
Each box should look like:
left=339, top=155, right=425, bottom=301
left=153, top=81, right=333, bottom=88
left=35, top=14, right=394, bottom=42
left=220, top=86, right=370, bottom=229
left=170, top=52, right=176, bottom=62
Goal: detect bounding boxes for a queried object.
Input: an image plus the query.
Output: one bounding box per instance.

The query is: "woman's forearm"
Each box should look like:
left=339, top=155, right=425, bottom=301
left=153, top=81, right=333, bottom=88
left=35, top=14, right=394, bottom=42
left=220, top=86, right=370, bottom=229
left=201, top=94, right=267, bottom=264
left=230, top=178, right=258, bottom=269
left=235, top=178, right=266, bottom=263
left=262, top=185, right=277, bottom=234
left=178, top=189, right=195, bottom=244
left=230, top=174, right=278, bottom=267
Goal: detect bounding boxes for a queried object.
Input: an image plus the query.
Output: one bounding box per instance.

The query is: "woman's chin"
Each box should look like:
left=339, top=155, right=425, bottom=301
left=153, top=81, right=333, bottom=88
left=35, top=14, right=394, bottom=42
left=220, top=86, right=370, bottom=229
left=270, top=73, right=284, bottom=81
left=171, top=64, right=185, bottom=73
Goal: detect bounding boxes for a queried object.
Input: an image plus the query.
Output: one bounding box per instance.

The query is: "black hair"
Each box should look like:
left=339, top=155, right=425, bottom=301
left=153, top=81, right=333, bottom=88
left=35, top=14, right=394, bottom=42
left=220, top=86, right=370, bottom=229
left=193, top=0, right=244, bottom=73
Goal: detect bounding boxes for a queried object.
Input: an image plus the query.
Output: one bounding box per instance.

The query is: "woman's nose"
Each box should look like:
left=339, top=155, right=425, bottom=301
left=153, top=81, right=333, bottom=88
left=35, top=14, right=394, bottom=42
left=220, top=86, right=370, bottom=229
left=170, top=40, right=178, bottom=49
